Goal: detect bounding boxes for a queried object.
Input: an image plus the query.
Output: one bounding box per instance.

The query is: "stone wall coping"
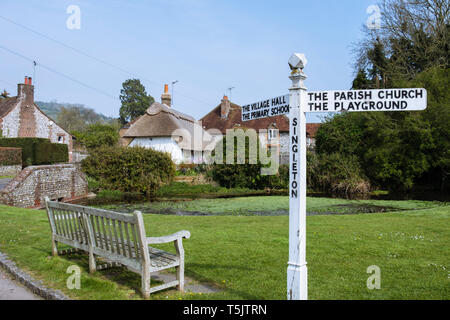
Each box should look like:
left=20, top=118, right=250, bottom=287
left=0, top=163, right=80, bottom=194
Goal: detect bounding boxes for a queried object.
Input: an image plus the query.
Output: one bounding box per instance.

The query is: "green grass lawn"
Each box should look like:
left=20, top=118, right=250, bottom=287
left=0, top=197, right=448, bottom=300
left=0, top=175, right=15, bottom=179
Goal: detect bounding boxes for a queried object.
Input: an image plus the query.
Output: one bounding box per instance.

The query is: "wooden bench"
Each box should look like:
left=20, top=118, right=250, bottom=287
left=44, top=197, right=190, bottom=298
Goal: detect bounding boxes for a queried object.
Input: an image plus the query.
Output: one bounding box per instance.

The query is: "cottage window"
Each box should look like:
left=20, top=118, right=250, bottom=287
left=268, top=129, right=278, bottom=141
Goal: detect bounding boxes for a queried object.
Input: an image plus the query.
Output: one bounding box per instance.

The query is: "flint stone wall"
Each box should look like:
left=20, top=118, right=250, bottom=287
left=0, top=165, right=22, bottom=176
left=0, top=163, right=88, bottom=208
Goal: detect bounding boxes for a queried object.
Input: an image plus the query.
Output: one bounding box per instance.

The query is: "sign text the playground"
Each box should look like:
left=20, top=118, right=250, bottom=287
left=307, top=88, right=427, bottom=112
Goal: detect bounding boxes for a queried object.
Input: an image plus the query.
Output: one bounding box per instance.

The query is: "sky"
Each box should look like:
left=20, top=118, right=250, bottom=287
left=0, top=0, right=376, bottom=123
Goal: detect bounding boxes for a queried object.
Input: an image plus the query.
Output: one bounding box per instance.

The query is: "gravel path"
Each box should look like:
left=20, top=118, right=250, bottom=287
left=0, top=269, right=42, bottom=300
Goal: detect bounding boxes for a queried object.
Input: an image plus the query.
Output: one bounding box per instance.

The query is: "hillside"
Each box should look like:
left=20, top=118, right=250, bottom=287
left=35, top=101, right=114, bottom=123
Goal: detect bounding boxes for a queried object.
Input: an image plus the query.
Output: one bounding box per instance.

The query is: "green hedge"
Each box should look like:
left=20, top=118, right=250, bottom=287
left=0, top=147, right=22, bottom=166
left=81, top=146, right=175, bottom=197
left=34, top=142, right=69, bottom=165
left=0, top=138, right=68, bottom=166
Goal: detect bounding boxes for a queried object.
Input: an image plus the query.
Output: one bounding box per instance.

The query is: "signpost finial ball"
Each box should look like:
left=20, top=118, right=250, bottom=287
left=288, top=53, right=307, bottom=70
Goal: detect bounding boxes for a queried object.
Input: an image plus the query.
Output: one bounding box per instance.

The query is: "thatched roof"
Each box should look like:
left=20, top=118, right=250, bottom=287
left=123, top=102, right=214, bottom=151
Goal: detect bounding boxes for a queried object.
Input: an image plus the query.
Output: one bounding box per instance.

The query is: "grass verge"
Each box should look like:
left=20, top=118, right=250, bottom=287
left=0, top=198, right=448, bottom=300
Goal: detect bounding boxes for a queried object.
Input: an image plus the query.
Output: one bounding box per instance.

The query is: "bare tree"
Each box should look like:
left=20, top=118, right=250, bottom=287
left=353, top=0, right=449, bottom=82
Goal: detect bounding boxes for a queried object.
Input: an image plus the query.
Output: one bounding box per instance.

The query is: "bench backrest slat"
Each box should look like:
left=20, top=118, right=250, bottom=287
left=48, top=201, right=136, bottom=223
left=130, top=221, right=140, bottom=260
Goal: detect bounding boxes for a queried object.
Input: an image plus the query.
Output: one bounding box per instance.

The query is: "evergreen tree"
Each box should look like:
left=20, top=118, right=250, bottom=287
left=119, top=79, right=154, bottom=125
left=352, top=69, right=370, bottom=89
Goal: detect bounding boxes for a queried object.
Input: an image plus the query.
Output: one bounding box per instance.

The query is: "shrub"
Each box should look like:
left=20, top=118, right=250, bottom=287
left=81, top=146, right=175, bottom=197
left=0, top=147, right=22, bottom=166
left=209, top=130, right=271, bottom=189
left=307, top=152, right=370, bottom=198
left=73, top=123, right=119, bottom=149
left=176, top=163, right=210, bottom=176
left=208, top=129, right=288, bottom=190
left=86, top=176, right=101, bottom=193
left=266, top=164, right=289, bottom=189
left=0, top=138, right=68, bottom=166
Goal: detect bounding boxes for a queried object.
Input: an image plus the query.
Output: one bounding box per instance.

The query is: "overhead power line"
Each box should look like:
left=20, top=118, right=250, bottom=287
left=0, top=45, right=118, bottom=101
left=0, top=15, right=218, bottom=107
left=0, top=15, right=146, bottom=83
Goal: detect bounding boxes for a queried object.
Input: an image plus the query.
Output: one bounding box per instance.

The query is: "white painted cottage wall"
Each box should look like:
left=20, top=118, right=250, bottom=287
left=129, top=137, right=184, bottom=163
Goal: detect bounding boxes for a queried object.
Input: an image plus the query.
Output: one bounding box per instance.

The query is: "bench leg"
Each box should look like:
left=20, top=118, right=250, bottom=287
left=175, top=239, right=185, bottom=293
left=176, top=265, right=184, bottom=293
left=88, top=249, right=96, bottom=274
left=51, top=236, right=58, bottom=256
left=142, top=268, right=151, bottom=299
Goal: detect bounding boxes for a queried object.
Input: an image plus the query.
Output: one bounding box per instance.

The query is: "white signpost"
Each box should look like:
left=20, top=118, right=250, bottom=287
left=241, top=53, right=427, bottom=300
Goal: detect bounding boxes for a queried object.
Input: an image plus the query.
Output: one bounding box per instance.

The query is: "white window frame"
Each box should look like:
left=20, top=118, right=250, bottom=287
left=268, top=128, right=279, bottom=141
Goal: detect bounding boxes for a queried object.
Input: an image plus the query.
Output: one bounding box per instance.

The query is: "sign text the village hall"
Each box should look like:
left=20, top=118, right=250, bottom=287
left=241, top=94, right=289, bottom=121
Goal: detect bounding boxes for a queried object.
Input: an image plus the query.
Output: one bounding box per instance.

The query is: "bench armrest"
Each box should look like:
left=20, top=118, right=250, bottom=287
left=147, top=230, right=191, bottom=245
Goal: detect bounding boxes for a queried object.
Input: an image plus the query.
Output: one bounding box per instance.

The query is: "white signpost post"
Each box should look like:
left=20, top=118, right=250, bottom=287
left=241, top=53, right=427, bottom=300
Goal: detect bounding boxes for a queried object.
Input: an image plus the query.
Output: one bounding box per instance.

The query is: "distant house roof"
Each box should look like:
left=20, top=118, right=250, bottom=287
left=0, top=95, right=72, bottom=137
left=306, top=123, right=321, bottom=138
left=123, top=102, right=213, bottom=151
left=0, top=96, right=19, bottom=118
left=201, top=101, right=290, bottom=133
left=200, top=100, right=321, bottom=138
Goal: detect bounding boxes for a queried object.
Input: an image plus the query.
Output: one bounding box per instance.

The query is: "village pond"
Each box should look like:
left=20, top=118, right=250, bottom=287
left=72, top=193, right=447, bottom=218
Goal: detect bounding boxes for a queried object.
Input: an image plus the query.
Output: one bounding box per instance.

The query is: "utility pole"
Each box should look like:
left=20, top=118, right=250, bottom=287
left=172, top=80, right=179, bottom=106
left=227, top=87, right=235, bottom=100
left=33, top=61, right=37, bottom=85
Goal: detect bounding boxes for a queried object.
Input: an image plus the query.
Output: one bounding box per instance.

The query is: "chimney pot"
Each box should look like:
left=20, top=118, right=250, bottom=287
left=17, top=79, right=34, bottom=104
left=221, top=95, right=231, bottom=119
left=161, top=84, right=171, bottom=107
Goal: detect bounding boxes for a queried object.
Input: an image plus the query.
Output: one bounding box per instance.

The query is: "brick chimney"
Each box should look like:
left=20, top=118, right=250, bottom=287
left=161, top=84, right=171, bottom=107
left=18, top=77, right=34, bottom=105
left=221, top=95, right=230, bottom=119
